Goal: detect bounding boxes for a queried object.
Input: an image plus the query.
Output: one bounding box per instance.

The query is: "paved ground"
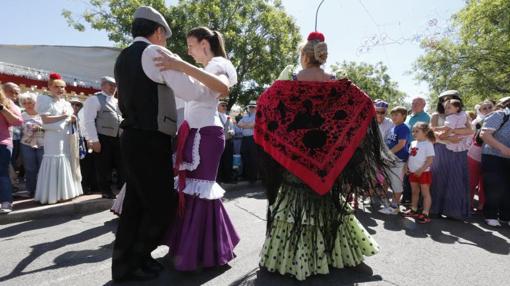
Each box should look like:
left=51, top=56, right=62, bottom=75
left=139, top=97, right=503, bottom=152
left=1, top=183, right=509, bottom=286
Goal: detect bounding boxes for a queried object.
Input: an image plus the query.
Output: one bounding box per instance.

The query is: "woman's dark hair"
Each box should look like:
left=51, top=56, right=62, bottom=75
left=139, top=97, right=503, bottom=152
left=447, top=99, right=463, bottom=113
left=187, top=26, right=227, bottom=58
left=131, top=18, right=162, bottom=38
left=436, top=94, right=462, bottom=114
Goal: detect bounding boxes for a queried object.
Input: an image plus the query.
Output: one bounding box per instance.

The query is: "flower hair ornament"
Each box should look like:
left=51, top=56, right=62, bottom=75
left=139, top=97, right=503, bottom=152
left=307, top=32, right=325, bottom=42
left=49, top=72, right=62, bottom=80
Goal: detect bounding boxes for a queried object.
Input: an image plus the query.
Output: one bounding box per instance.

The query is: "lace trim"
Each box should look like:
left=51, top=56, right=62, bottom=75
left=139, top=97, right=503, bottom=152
left=174, top=177, right=225, bottom=200
left=179, top=129, right=201, bottom=171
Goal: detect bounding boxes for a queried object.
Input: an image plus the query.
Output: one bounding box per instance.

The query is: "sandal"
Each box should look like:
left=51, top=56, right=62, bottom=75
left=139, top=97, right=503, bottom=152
left=402, top=209, right=420, bottom=218
left=416, top=213, right=431, bottom=224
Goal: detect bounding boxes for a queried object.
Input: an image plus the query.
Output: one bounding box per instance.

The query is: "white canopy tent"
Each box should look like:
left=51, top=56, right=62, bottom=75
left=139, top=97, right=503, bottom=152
left=0, top=44, right=120, bottom=90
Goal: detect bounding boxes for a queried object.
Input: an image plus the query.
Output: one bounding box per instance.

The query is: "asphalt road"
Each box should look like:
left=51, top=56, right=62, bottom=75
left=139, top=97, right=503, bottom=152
left=1, top=183, right=509, bottom=286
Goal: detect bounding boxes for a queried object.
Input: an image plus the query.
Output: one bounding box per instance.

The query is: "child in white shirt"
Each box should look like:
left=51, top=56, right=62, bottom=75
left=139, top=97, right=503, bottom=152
left=404, top=122, right=435, bottom=223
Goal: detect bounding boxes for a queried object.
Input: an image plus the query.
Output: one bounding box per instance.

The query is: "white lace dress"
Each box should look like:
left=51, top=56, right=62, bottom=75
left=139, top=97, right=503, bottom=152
left=34, top=94, right=83, bottom=204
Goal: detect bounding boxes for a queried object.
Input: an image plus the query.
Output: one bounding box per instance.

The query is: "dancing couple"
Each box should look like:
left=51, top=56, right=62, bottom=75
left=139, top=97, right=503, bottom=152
left=112, top=6, right=239, bottom=282
left=112, top=5, right=391, bottom=283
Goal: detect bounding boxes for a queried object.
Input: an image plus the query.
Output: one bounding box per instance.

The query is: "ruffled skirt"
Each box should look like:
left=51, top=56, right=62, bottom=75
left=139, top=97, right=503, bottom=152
left=35, top=154, right=83, bottom=204
left=110, top=184, right=126, bottom=215
left=164, top=193, right=240, bottom=271
left=260, top=183, right=379, bottom=281
left=164, top=126, right=240, bottom=270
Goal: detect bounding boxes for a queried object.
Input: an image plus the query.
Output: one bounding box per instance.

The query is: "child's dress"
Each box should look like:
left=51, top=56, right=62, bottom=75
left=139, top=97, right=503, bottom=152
left=444, top=111, right=471, bottom=152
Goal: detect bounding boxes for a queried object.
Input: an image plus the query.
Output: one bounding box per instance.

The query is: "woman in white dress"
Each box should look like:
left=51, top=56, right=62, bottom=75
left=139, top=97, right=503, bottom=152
left=34, top=73, right=83, bottom=204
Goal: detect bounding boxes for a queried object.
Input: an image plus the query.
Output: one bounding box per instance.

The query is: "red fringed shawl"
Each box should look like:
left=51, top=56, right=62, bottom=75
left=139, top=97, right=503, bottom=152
left=254, top=79, right=375, bottom=195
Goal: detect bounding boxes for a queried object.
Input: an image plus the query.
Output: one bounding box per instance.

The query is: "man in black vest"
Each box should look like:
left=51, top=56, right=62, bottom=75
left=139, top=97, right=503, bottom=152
left=111, top=6, right=178, bottom=282
left=82, top=76, right=123, bottom=199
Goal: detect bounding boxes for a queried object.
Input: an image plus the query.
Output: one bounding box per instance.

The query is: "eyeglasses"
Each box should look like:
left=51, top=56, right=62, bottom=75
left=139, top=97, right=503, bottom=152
left=480, top=105, right=493, bottom=111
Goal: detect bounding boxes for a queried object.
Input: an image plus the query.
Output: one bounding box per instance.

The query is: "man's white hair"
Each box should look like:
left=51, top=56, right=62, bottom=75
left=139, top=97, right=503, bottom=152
left=18, top=92, right=38, bottom=104
left=413, top=96, right=426, bottom=106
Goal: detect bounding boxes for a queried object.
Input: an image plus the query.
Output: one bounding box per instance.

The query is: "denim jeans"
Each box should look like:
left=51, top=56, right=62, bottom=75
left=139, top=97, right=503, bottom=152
left=482, top=154, right=510, bottom=221
left=0, top=144, right=13, bottom=203
left=20, top=144, right=44, bottom=195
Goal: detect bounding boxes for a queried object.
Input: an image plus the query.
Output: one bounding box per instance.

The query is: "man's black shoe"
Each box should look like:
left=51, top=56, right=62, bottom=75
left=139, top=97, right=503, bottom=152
left=142, top=257, right=165, bottom=273
left=112, top=267, right=159, bottom=282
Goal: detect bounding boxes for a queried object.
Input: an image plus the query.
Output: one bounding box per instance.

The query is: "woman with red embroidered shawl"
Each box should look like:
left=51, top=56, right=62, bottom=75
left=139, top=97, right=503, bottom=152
left=255, top=32, right=392, bottom=281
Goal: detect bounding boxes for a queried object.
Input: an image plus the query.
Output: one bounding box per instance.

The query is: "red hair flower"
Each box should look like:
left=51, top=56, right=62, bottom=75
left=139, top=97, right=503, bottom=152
left=307, top=32, right=325, bottom=42
left=49, top=72, right=62, bottom=80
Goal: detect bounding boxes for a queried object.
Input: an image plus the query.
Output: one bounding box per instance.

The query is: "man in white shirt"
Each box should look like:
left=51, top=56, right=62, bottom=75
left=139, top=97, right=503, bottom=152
left=82, top=77, right=123, bottom=199
left=111, top=6, right=176, bottom=282
left=238, top=101, right=258, bottom=183
left=217, top=100, right=235, bottom=183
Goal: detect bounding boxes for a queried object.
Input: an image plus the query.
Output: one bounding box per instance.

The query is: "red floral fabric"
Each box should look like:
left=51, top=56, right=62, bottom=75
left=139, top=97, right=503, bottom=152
left=254, top=79, right=375, bottom=195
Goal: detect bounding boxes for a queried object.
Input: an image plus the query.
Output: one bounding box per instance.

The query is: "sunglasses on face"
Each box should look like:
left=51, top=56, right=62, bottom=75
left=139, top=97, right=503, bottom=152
left=71, top=103, right=82, bottom=107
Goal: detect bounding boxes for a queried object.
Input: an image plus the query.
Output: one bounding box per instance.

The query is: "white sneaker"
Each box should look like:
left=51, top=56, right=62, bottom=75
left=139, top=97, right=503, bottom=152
left=485, top=219, right=501, bottom=227
left=0, top=202, right=12, bottom=214
left=378, top=207, right=398, bottom=215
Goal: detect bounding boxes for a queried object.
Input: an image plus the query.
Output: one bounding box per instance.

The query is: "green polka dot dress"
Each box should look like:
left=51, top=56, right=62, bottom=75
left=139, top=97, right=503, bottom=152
left=259, top=172, right=379, bottom=281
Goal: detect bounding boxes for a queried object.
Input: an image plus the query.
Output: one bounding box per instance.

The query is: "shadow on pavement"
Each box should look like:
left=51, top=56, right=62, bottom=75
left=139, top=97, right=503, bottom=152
left=359, top=209, right=510, bottom=255
left=229, top=263, right=382, bottom=286
left=0, top=218, right=117, bottom=283
left=223, top=182, right=266, bottom=202
left=0, top=215, right=76, bottom=238
left=106, top=262, right=232, bottom=286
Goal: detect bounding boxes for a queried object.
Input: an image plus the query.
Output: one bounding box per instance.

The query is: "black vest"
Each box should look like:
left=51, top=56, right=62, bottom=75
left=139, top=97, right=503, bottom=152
left=114, top=41, right=177, bottom=136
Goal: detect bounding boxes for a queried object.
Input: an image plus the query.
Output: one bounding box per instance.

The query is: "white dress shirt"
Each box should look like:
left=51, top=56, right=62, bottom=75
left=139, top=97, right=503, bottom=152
left=139, top=37, right=238, bottom=129
left=82, top=92, right=119, bottom=142
left=77, top=109, right=87, bottom=139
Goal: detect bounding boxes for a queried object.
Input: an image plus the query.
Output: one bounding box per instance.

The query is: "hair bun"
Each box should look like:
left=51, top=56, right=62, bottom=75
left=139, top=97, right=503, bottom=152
left=49, top=73, right=62, bottom=80
left=313, top=42, right=328, bottom=64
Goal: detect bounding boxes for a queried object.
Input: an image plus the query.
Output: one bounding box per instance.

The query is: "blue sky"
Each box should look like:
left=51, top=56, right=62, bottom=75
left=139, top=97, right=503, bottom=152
left=0, top=0, right=466, bottom=101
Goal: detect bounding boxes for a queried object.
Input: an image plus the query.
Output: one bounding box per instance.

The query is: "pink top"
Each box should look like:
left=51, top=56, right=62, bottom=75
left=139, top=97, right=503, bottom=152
left=444, top=111, right=471, bottom=152
left=467, top=144, right=482, bottom=162
left=0, top=100, right=23, bottom=146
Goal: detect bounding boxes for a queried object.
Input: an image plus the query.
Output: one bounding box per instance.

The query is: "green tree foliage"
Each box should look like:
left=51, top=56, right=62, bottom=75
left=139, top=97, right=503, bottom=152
left=331, top=61, right=407, bottom=106
left=63, top=0, right=302, bottom=108
left=414, top=0, right=510, bottom=108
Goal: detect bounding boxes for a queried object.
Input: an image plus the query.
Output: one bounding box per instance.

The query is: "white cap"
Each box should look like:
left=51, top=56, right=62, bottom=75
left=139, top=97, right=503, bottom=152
left=101, top=76, right=116, bottom=84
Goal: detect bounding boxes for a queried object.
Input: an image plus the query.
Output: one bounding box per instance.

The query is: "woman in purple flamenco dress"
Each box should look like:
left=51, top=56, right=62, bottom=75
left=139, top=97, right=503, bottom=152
left=154, top=26, right=240, bottom=271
